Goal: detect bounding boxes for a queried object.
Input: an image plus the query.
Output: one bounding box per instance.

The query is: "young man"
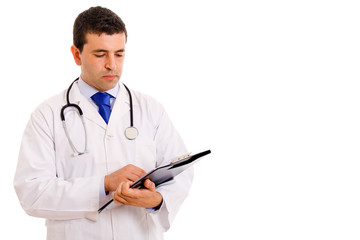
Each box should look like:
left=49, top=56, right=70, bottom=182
left=14, top=6, right=193, bottom=240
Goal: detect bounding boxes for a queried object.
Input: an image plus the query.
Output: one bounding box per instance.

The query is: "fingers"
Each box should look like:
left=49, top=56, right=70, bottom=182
left=126, top=173, right=141, bottom=183
left=120, top=165, right=146, bottom=183
left=112, top=180, right=161, bottom=208
left=144, top=179, right=156, bottom=192
left=113, top=182, right=129, bottom=205
left=124, top=164, right=146, bottom=178
left=105, top=164, right=146, bottom=192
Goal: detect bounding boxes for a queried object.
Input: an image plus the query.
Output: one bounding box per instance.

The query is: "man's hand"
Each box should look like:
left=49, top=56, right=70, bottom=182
left=104, top=164, right=146, bottom=192
left=113, top=179, right=163, bottom=209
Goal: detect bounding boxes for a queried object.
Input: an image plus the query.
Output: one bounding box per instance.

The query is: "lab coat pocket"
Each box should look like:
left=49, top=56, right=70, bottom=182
left=46, top=220, right=83, bottom=240
left=134, top=139, right=156, bottom=172
left=58, top=152, right=96, bottom=179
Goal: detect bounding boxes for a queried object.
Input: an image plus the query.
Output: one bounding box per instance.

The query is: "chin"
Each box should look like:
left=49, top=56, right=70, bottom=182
left=101, top=80, right=120, bottom=91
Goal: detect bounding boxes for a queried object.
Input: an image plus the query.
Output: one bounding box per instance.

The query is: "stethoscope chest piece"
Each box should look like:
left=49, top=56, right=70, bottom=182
left=125, top=126, right=138, bottom=140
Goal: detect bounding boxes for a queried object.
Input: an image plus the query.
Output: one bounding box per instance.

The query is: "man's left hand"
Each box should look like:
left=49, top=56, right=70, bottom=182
left=112, top=179, right=163, bottom=209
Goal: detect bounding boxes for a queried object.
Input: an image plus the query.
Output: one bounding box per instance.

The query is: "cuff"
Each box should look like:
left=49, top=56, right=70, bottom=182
left=99, top=176, right=109, bottom=207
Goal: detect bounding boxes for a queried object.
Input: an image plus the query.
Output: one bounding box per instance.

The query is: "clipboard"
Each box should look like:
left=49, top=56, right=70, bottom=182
left=98, top=149, right=211, bottom=213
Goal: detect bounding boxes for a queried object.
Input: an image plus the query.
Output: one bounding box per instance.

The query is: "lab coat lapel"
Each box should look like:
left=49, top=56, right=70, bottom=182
left=70, top=82, right=108, bottom=129
left=107, top=84, right=130, bottom=129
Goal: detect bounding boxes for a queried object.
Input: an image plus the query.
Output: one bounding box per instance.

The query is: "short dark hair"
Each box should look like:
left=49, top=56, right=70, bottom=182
left=73, top=6, right=127, bottom=52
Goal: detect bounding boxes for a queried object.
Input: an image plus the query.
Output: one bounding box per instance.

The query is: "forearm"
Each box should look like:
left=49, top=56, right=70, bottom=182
left=14, top=174, right=101, bottom=221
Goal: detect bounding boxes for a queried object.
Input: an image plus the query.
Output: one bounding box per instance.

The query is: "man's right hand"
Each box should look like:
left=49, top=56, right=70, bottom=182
left=104, top=164, right=146, bottom=192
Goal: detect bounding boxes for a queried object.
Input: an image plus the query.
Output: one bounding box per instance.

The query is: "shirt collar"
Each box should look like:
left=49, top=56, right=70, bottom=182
left=78, top=76, right=119, bottom=99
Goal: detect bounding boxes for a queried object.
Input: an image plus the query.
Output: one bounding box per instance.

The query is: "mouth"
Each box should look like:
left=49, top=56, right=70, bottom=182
left=102, top=75, right=118, bottom=81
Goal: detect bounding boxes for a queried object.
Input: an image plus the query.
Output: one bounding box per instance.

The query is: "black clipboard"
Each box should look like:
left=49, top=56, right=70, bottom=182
left=98, top=149, right=211, bottom=213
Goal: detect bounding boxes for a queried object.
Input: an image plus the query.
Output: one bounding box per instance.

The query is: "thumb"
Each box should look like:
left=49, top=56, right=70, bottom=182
left=112, top=182, right=124, bottom=205
left=116, top=182, right=124, bottom=195
left=145, top=179, right=156, bottom=191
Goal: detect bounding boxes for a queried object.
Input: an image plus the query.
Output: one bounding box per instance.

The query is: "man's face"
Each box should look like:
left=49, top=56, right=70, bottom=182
left=71, top=32, right=126, bottom=92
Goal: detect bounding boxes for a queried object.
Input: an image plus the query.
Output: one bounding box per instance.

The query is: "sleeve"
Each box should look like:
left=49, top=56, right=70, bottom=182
left=13, top=106, right=100, bottom=221
left=147, top=107, right=194, bottom=232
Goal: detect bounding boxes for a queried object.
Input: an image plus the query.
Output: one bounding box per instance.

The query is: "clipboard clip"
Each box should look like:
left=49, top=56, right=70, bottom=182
left=171, top=153, right=191, bottom=164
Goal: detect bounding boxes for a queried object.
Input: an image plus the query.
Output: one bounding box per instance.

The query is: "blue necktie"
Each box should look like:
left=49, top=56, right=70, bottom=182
left=91, top=92, right=112, bottom=124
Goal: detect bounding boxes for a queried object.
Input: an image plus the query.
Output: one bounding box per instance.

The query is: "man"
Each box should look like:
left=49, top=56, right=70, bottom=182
left=14, top=6, right=193, bottom=240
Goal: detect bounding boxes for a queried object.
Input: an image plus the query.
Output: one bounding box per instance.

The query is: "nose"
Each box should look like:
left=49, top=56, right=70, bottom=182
left=105, top=55, right=116, bottom=70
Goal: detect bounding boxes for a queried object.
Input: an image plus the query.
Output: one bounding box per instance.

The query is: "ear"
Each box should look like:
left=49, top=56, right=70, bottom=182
left=70, top=45, right=82, bottom=66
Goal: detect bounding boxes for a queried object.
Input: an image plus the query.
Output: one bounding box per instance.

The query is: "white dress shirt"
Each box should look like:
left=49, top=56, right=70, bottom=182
left=77, top=77, right=119, bottom=204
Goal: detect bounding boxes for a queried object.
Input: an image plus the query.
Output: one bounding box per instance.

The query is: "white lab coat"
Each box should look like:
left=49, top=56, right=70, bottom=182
left=14, top=81, right=193, bottom=240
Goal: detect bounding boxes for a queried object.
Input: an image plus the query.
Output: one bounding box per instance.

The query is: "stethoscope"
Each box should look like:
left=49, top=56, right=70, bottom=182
left=60, top=78, right=138, bottom=156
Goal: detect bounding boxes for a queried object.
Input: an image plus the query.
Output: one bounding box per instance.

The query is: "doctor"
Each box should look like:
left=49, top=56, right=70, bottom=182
left=14, top=6, right=193, bottom=240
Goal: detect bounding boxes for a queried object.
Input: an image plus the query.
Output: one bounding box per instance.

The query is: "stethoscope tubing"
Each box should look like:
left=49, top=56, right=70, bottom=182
left=123, top=84, right=134, bottom=127
left=60, top=78, right=137, bottom=156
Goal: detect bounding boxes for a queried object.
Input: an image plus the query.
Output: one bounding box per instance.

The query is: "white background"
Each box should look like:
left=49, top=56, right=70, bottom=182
left=1, top=0, right=360, bottom=239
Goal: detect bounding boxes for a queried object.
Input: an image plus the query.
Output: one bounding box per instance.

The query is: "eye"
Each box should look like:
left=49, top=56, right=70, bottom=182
left=94, top=54, right=105, bottom=58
